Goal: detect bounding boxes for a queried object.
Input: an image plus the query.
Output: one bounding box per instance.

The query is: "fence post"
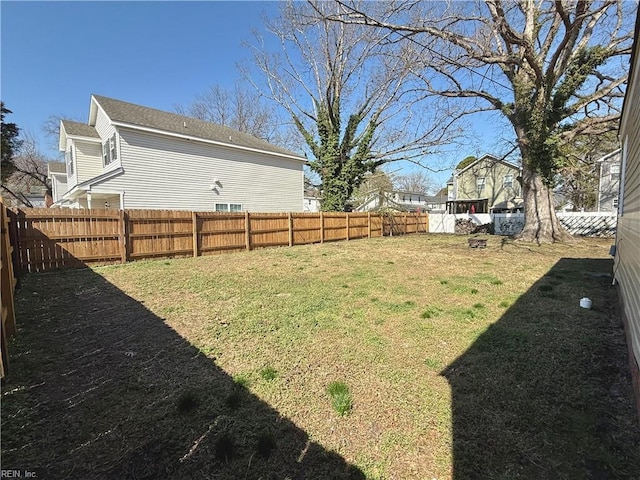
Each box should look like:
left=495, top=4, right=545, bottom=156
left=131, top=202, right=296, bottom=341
left=288, top=212, right=293, bottom=247
left=346, top=212, right=350, bottom=241
left=320, top=212, right=324, bottom=244
left=119, top=209, right=126, bottom=264
left=6, top=208, right=20, bottom=281
left=1, top=202, right=17, bottom=339
left=192, top=211, right=199, bottom=257
left=245, top=211, right=251, bottom=251
left=368, top=212, right=371, bottom=238
left=404, top=213, right=408, bottom=235
left=122, top=210, right=131, bottom=263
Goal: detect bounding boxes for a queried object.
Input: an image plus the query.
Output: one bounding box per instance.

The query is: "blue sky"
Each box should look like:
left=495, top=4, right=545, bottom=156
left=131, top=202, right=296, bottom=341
left=1, top=1, right=503, bottom=189
left=1, top=1, right=278, bottom=140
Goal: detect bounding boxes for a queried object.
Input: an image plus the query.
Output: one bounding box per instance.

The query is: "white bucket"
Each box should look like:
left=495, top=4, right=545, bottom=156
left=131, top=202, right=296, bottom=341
left=580, top=297, right=592, bottom=309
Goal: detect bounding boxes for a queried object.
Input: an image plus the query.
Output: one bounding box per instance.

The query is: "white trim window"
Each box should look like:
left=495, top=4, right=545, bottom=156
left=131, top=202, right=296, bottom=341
left=102, top=134, right=118, bottom=166
left=215, top=203, right=242, bottom=212
left=110, top=135, right=117, bottom=162
left=66, top=144, right=75, bottom=176
left=476, top=176, right=486, bottom=195
left=619, top=136, right=628, bottom=216
left=503, top=174, right=513, bottom=188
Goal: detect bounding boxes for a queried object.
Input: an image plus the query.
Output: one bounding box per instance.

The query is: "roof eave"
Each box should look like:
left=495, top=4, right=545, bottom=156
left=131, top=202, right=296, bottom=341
left=48, top=170, right=67, bottom=179
left=457, top=154, right=520, bottom=176
left=66, top=134, right=101, bottom=143
left=620, top=9, right=640, bottom=133
left=113, top=121, right=307, bottom=163
left=595, top=148, right=622, bottom=163
left=89, top=95, right=100, bottom=126
left=59, top=121, right=68, bottom=151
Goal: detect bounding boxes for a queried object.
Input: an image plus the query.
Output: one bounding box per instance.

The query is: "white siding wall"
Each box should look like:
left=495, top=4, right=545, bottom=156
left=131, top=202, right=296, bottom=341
left=66, top=141, right=78, bottom=190
left=93, top=106, right=121, bottom=174
left=616, top=59, right=640, bottom=369
left=96, top=129, right=304, bottom=212
left=94, top=106, right=116, bottom=141
left=51, top=176, right=67, bottom=203
left=74, top=140, right=103, bottom=184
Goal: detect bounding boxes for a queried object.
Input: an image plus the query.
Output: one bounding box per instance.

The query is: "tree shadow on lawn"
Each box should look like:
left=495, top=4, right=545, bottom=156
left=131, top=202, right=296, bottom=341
left=442, top=257, right=640, bottom=479
left=1, top=268, right=364, bottom=480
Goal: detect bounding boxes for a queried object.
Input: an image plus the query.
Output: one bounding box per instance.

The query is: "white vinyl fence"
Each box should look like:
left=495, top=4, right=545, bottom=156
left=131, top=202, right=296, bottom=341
left=429, top=212, right=617, bottom=237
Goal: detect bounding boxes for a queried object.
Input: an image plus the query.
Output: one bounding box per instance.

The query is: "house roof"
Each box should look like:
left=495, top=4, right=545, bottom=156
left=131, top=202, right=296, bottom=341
left=90, top=95, right=304, bottom=160
left=394, top=190, right=432, bottom=196
left=423, top=195, right=448, bottom=203
left=393, top=191, right=447, bottom=203
left=47, top=161, right=67, bottom=175
left=456, top=154, right=521, bottom=176
left=61, top=120, right=100, bottom=139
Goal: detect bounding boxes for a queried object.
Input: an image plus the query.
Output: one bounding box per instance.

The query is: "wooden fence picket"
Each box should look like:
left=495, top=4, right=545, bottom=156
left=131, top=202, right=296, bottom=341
left=1, top=200, right=18, bottom=377
left=7, top=208, right=428, bottom=273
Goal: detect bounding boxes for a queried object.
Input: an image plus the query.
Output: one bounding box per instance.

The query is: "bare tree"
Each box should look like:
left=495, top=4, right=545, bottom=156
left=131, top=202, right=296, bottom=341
left=1, top=133, right=53, bottom=207
left=42, top=113, right=84, bottom=155
left=395, top=170, right=436, bottom=195
left=247, top=1, right=459, bottom=211
left=174, top=83, right=288, bottom=144
left=352, top=169, right=395, bottom=209
left=323, top=0, right=633, bottom=241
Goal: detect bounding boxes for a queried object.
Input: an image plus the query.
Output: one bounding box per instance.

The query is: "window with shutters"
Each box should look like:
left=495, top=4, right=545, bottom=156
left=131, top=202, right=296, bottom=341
left=66, top=145, right=74, bottom=176
left=103, top=134, right=118, bottom=166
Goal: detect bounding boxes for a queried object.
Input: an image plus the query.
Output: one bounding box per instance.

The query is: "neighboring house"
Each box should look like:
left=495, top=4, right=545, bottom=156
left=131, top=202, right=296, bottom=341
left=615, top=9, right=640, bottom=417
left=597, top=149, right=622, bottom=212
left=447, top=154, right=522, bottom=213
left=303, top=192, right=321, bottom=212
left=48, top=161, right=67, bottom=205
left=446, top=177, right=455, bottom=201
left=2, top=186, right=48, bottom=208
left=553, top=191, right=575, bottom=212
left=355, top=191, right=447, bottom=212
left=51, top=95, right=306, bottom=211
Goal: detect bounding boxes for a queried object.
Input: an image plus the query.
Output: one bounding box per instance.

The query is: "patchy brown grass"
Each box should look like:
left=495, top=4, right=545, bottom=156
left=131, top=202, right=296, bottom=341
left=2, top=234, right=639, bottom=479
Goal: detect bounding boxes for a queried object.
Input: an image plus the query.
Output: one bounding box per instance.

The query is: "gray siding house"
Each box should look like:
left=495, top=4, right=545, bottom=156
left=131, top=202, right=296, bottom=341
left=52, top=95, right=306, bottom=212
left=48, top=161, right=67, bottom=204
left=615, top=10, right=640, bottom=416
left=597, top=149, right=622, bottom=212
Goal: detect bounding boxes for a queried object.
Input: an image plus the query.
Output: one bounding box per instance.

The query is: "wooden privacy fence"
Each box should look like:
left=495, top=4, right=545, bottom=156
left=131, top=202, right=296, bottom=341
left=1, top=200, right=18, bottom=377
left=8, top=208, right=428, bottom=273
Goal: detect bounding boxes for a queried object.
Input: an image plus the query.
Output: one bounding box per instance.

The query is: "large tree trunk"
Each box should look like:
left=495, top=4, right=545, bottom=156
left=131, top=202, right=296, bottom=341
left=516, top=167, right=573, bottom=243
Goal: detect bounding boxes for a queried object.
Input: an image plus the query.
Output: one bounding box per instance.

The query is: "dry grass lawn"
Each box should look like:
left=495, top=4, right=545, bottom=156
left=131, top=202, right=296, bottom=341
left=2, top=234, right=639, bottom=479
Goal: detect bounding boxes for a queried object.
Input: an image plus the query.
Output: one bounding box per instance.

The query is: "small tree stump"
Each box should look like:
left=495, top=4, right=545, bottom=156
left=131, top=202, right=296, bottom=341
left=468, top=238, right=487, bottom=248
